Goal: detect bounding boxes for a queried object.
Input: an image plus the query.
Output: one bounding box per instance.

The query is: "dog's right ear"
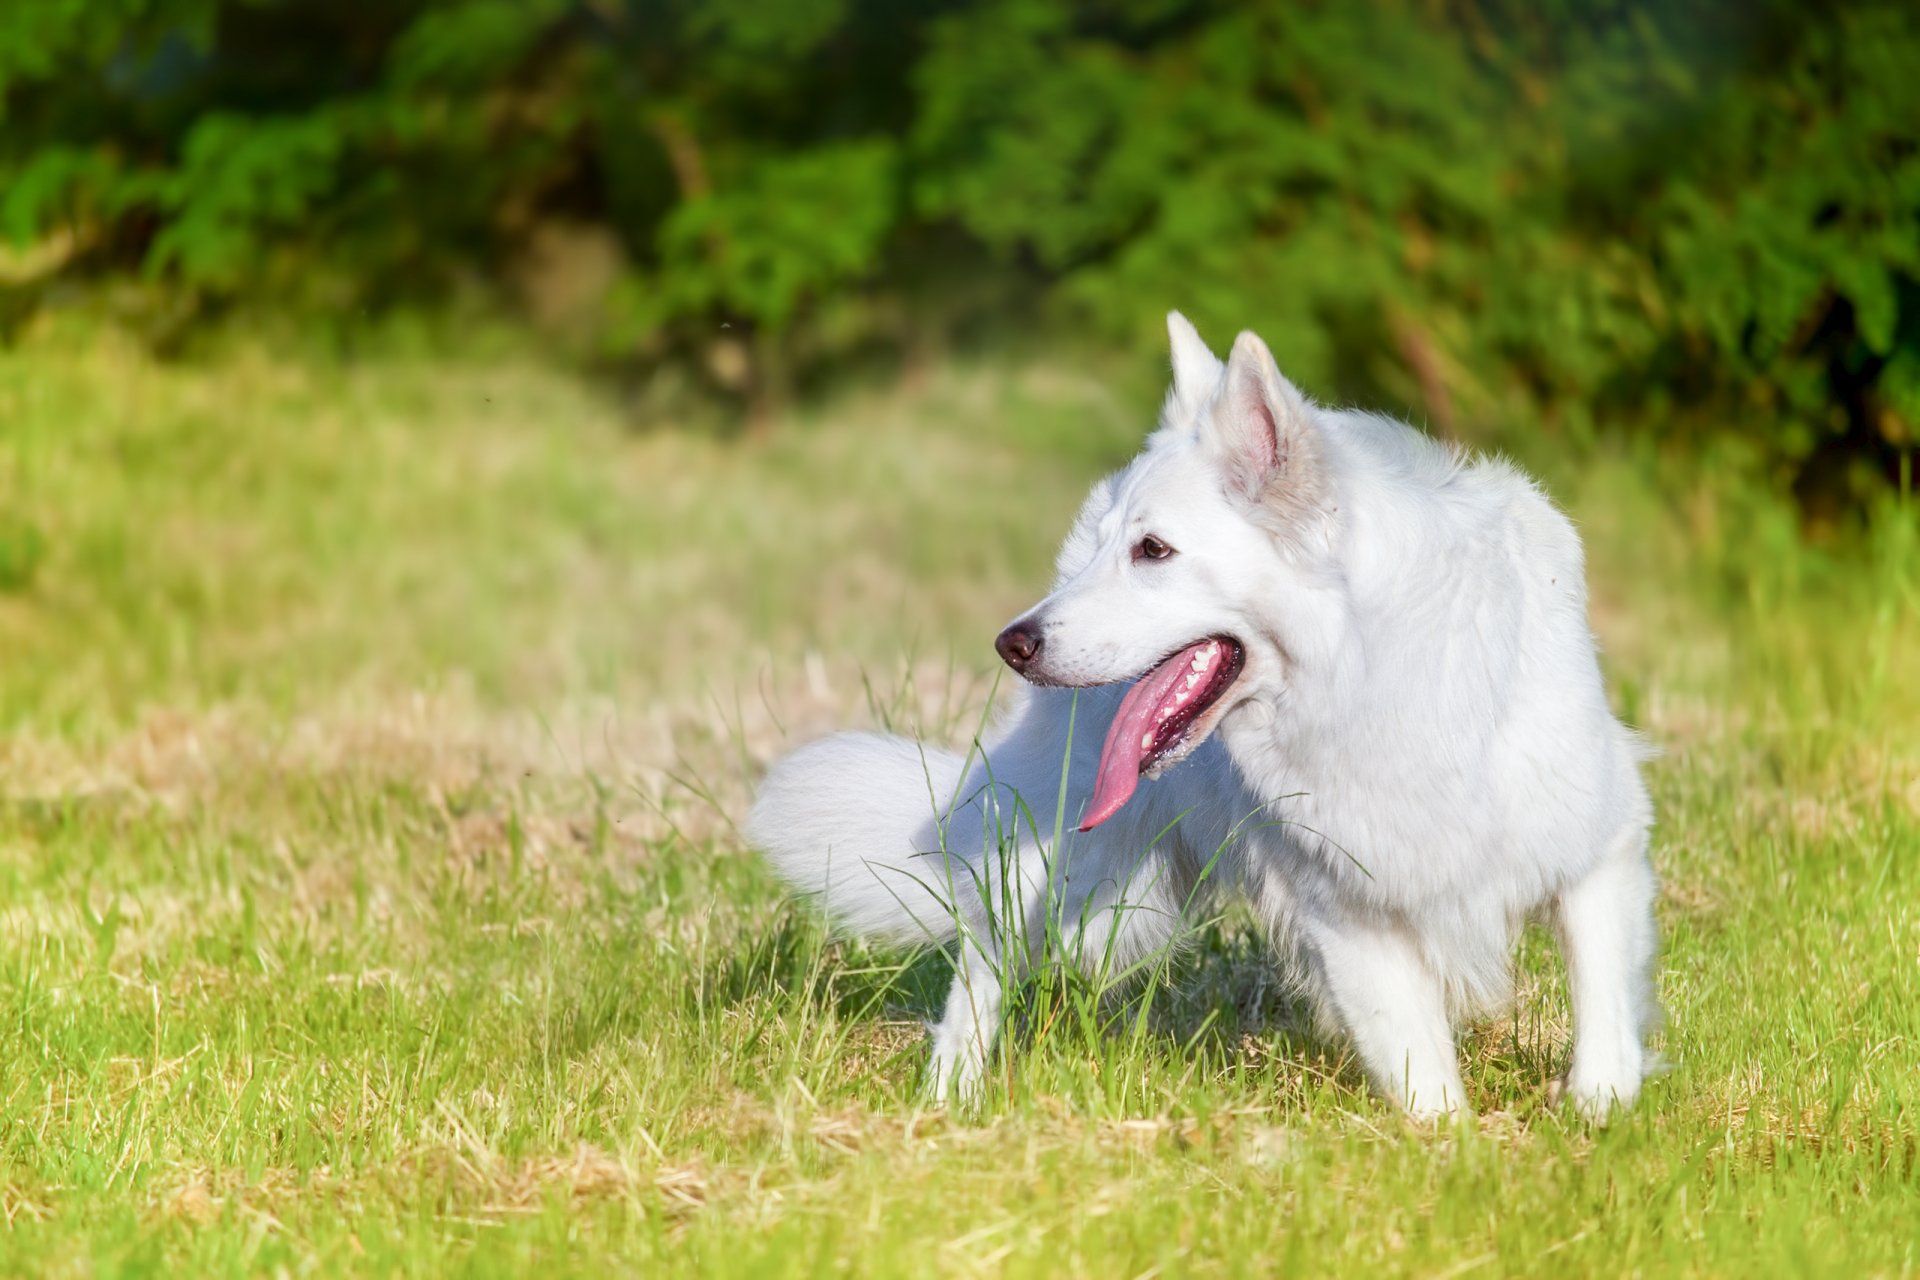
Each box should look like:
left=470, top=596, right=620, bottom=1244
left=1165, top=311, right=1224, bottom=422
left=1203, top=330, right=1322, bottom=510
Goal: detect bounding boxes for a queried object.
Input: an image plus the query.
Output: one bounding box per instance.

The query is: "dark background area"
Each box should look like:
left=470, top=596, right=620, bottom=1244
left=4, top=0, right=1917, bottom=512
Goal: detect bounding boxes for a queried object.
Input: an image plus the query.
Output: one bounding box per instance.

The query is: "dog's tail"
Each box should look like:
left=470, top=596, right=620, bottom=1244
left=748, top=732, right=983, bottom=946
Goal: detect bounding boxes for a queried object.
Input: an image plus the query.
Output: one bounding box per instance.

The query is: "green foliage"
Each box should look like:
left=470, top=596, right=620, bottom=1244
left=1, top=0, right=1915, bottom=499
left=0, top=512, right=46, bottom=592
left=147, top=111, right=347, bottom=282
left=649, top=140, right=897, bottom=334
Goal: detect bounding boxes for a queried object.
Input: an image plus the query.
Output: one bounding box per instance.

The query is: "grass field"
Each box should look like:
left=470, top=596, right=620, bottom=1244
left=0, top=318, right=1916, bottom=1276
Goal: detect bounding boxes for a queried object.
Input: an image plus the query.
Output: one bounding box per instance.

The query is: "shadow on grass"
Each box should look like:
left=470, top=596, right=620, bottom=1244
left=705, top=907, right=1372, bottom=1098
left=705, top=908, right=952, bottom=1027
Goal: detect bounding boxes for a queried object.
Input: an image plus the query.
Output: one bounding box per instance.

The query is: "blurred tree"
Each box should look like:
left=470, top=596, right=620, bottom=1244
left=1, top=0, right=1914, bottom=505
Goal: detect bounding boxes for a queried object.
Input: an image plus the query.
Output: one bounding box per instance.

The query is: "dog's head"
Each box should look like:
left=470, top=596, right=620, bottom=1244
left=996, top=314, right=1343, bottom=829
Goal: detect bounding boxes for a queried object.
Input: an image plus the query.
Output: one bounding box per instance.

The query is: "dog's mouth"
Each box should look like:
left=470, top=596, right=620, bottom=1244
left=1080, top=636, right=1245, bottom=831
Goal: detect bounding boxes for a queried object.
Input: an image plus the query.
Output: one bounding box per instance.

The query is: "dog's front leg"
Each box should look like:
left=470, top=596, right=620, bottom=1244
left=1551, top=821, right=1658, bottom=1121
left=1300, top=914, right=1467, bottom=1119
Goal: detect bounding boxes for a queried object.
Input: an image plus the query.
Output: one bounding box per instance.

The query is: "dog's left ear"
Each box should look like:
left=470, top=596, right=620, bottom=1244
left=1165, top=311, right=1225, bottom=421
left=1204, top=331, right=1321, bottom=503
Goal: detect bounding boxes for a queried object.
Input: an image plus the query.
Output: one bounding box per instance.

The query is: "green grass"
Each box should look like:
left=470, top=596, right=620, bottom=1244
left=0, top=317, right=1915, bottom=1276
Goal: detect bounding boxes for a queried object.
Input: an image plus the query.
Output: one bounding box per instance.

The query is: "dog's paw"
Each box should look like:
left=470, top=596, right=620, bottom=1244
left=924, top=1039, right=987, bottom=1107
left=1550, top=1073, right=1639, bottom=1124
left=1400, top=1093, right=1473, bottom=1126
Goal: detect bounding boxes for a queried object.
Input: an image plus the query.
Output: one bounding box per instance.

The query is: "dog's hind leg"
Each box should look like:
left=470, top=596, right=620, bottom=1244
left=928, top=941, right=1006, bottom=1098
left=923, top=825, right=1196, bottom=1102
left=1298, top=914, right=1468, bottom=1119
left=1552, top=819, right=1658, bottom=1120
left=915, top=777, right=1056, bottom=1102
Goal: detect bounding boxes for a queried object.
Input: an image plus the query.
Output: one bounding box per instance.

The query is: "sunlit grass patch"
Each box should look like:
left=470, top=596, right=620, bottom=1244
left=0, top=325, right=1915, bottom=1274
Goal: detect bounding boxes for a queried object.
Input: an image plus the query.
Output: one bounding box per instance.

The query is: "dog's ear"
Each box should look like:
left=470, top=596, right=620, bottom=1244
left=1204, top=330, right=1320, bottom=503
left=1165, top=311, right=1224, bottom=421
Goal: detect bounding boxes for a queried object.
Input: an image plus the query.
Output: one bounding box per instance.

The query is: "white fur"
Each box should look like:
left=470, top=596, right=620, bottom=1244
left=749, top=314, right=1658, bottom=1121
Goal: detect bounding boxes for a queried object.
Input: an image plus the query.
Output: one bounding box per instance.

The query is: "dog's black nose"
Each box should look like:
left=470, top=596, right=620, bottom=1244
left=995, top=622, right=1042, bottom=672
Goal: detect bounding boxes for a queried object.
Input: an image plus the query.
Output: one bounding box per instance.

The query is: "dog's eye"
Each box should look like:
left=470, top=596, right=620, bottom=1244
left=1133, top=534, right=1174, bottom=562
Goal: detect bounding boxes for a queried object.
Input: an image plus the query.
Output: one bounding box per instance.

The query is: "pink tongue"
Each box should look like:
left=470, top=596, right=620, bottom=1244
left=1079, top=640, right=1217, bottom=831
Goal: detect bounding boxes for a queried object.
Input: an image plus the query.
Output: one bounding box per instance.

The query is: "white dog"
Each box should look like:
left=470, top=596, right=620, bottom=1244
left=749, top=315, right=1657, bottom=1120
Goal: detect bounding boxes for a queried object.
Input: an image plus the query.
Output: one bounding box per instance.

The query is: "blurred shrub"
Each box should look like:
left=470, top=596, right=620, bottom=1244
left=0, top=513, right=45, bottom=593
left=1, top=0, right=1915, bottom=501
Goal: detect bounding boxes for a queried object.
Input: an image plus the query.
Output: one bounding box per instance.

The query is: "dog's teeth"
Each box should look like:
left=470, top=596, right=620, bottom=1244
left=1140, top=733, right=1154, bottom=750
